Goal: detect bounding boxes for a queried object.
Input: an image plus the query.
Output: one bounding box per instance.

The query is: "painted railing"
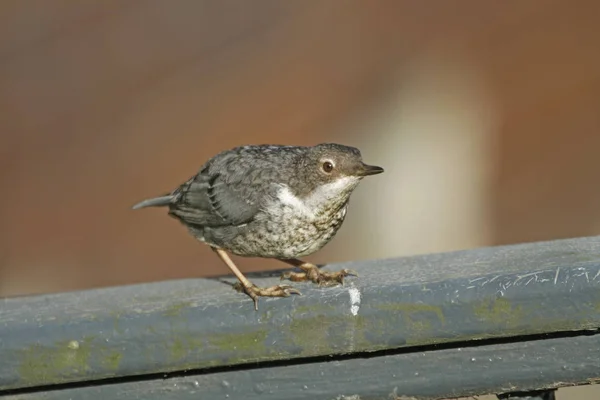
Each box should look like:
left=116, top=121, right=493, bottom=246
left=2, top=236, right=600, bottom=399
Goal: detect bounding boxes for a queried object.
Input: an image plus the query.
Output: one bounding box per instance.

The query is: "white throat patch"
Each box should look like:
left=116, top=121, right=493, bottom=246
left=275, top=176, right=360, bottom=219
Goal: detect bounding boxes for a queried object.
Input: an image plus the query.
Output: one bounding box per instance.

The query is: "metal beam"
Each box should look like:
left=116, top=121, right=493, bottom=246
left=3, top=331, right=598, bottom=399
left=2, top=236, right=600, bottom=397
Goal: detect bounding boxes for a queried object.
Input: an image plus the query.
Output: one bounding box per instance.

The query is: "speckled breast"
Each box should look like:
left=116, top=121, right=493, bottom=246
left=226, top=204, right=348, bottom=259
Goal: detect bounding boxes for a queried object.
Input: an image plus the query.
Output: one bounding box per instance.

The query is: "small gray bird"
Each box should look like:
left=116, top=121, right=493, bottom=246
left=132, top=143, right=383, bottom=310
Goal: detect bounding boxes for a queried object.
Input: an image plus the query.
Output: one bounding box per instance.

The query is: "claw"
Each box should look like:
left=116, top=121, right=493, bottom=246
left=281, top=265, right=359, bottom=287
left=232, top=282, right=301, bottom=310
left=336, top=269, right=359, bottom=286
left=280, top=285, right=302, bottom=296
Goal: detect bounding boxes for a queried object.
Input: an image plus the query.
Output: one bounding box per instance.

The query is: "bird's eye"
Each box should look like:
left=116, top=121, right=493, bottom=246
left=321, top=161, right=334, bottom=173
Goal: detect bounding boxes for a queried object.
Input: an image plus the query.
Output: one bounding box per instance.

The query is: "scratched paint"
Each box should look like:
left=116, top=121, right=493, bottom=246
left=5, top=237, right=600, bottom=392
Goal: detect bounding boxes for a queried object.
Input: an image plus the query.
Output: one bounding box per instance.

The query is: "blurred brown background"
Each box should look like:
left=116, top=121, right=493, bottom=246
left=2, top=0, right=600, bottom=300
left=1, top=2, right=600, bottom=398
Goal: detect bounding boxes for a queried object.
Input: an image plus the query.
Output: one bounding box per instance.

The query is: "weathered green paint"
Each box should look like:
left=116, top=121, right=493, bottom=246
left=101, top=351, right=123, bottom=371
left=376, top=302, right=445, bottom=340
left=15, top=335, right=131, bottom=388
left=18, top=337, right=94, bottom=385
left=162, top=301, right=194, bottom=318
left=377, top=302, right=445, bottom=325
left=287, top=313, right=368, bottom=355
left=168, top=338, right=188, bottom=362
left=290, top=303, right=337, bottom=316
left=473, top=297, right=524, bottom=327
left=164, top=328, right=273, bottom=365
left=206, top=329, right=269, bottom=353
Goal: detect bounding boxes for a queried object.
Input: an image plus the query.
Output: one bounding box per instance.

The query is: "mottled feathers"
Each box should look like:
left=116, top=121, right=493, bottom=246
left=132, top=143, right=383, bottom=258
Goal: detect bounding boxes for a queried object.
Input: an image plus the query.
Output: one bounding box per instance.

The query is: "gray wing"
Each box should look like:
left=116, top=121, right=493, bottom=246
left=168, top=170, right=261, bottom=227
left=167, top=145, right=300, bottom=227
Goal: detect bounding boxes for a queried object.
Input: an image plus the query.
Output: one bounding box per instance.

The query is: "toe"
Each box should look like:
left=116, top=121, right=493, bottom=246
left=276, top=284, right=302, bottom=296
left=280, top=272, right=292, bottom=280
left=283, top=286, right=302, bottom=296
left=280, top=271, right=308, bottom=282
left=343, top=269, right=359, bottom=277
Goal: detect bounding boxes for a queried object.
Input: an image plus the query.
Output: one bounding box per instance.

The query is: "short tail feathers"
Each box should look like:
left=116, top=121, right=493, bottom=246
left=131, top=195, right=174, bottom=210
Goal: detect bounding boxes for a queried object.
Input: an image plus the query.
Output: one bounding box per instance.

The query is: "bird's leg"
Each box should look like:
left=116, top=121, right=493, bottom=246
left=278, top=258, right=358, bottom=287
left=212, top=248, right=301, bottom=310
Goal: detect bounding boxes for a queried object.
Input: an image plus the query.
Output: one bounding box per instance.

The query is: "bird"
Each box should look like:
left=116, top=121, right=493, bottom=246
left=132, top=143, right=384, bottom=310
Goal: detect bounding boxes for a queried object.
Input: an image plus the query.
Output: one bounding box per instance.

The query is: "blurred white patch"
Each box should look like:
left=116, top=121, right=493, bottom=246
left=276, top=176, right=359, bottom=218
left=321, top=50, right=498, bottom=261
left=348, top=286, right=361, bottom=316
left=310, top=176, right=359, bottom=205
left=276, top=185, right=314, bottom=217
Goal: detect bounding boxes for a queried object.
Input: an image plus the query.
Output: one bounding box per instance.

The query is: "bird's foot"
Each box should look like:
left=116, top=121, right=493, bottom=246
left=281, top=264, right=358, bottom=287
left=232, top=282, right=301, bottom=311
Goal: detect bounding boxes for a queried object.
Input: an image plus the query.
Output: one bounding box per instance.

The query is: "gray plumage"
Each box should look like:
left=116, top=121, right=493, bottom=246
left=133, top=143, right=383, bottom=260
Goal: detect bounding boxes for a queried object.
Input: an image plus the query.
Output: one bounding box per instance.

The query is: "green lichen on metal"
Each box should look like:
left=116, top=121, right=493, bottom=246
left=284, top=303, right=372, bottom=356
left=169, top=337, right=187, bottom=362
left=291, top=303, right=336, bottom=316
left=16, top=336, right=126, bottom=387
left=376, top=302, right=445, bottom=323
left=206, top=329, right=268, bottom=353
left=282, top=301, right=448, bottom=356
left=287, top=303, right=337, bottom=355
left=376, top=302, right=445, bottom=342
left=18, top=337, right=94, bottom=385
left=287, top=314, right=336, bottom=355
left=165, top=306, right=341, bottom=366
left=161, top=302, right=376, bottom=367
left=162, top=301, right=194, bottom=318
left=101, top=350, right=123, bottom=370
left=167, top=335, right=204, bottom=362
left=159, top=300, right=199, bottom=363
left=473, top=297, right=523, bottom=327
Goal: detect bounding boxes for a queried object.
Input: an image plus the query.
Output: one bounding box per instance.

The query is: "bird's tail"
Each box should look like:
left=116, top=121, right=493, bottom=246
left=131, top=195, right=174, bottom=210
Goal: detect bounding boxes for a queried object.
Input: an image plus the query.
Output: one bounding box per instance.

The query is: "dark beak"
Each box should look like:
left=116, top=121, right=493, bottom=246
left=357, top=163, right=384, bottom=177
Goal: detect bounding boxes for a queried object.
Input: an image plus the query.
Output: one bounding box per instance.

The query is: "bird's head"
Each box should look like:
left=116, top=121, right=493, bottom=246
left=294, top=143, right=384, bottom=206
